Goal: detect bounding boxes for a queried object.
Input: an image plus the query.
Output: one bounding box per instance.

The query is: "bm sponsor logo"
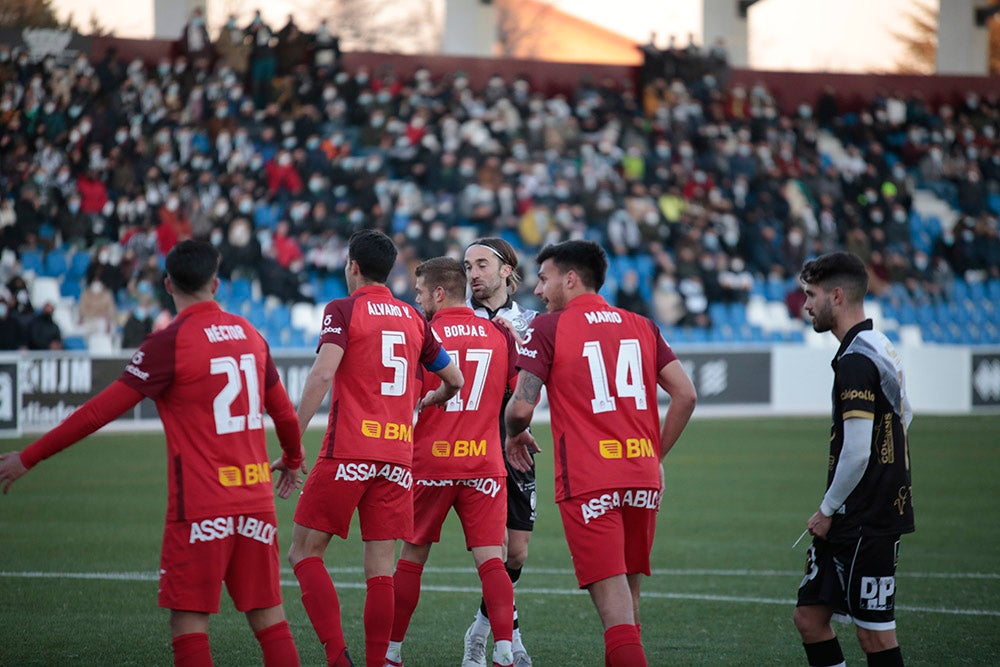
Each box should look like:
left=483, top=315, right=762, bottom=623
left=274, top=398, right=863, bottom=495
left=598, top=438, right=655, bottom=459
left=431, top=439, right=486, bottom=457
left=218, top=462, right=272, bottom=487
left=361, top=419, right=413, bottom=442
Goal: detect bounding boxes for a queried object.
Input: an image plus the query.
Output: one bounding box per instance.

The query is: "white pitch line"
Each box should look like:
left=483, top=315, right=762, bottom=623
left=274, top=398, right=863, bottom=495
left=276, top=566, right=1000, bottom=580
left=2, top=570, right=998, bottom=617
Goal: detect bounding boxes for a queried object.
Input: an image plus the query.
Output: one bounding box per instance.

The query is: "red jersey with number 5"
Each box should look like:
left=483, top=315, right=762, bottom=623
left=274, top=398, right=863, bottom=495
left=414, top=306, right=516, bottom=480
left=118, top=301, right=289, bottom=522
left=316, top=284, right=443, bottom=466
left=517, top=293, right=677, bottom=502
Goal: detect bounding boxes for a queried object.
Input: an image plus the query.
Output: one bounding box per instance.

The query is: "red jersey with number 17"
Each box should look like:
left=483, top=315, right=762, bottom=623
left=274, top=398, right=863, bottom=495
left=517, top=293, right=677, bottom=502
left=117, top=301, right=296, bottom=522
left=316, top=284, right=443, bottom=466
left=414, top=307, right=517, bottom=480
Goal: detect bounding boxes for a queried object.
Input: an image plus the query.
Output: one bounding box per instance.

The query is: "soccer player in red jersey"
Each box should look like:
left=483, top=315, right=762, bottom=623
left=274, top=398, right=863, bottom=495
left=385, top=257, right=525, bottom=667
left=504, top=240, right=697, bottom=667
left=287, top=231, right=462, bottom=667
left=0, top=240, right=305, bottom=667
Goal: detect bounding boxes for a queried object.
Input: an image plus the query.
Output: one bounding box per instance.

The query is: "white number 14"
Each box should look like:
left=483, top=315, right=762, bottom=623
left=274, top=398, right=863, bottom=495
left=581, top=339, right=646, bottom=414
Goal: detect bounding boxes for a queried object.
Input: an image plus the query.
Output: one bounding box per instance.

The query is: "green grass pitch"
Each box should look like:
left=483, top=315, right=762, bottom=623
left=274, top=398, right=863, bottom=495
left=1, top=415, right=997, bottom=665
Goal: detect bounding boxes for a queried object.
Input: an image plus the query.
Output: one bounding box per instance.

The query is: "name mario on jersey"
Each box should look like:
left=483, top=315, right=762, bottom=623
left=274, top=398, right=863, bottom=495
left=584, top=310, right=623, bottom=324
left=579, top=489, right=661, bottom=524
left=334, top=462, right=413, bottom=489
left=189, top=515, right=276, bottom=544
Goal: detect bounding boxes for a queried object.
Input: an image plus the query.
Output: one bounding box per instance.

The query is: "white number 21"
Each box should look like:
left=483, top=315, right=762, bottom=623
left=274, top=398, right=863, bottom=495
left=211, top=354, right=263, bottom=434
left=581, top=339, right=646, bottom=414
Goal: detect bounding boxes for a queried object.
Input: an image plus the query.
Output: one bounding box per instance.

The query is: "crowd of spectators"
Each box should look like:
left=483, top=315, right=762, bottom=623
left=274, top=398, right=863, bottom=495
left=0, top=11, right=998, bottom=350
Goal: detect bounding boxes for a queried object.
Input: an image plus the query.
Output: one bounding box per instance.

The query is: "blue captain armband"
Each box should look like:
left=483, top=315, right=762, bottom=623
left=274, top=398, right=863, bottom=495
left=423, top=347, right=451, bottom=373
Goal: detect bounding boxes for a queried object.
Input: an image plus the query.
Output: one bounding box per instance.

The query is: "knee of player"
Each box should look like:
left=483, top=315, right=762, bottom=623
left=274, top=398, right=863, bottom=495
left=792, top=606, right=824, bottom=638
left=856, top=627, right=897, bottom=654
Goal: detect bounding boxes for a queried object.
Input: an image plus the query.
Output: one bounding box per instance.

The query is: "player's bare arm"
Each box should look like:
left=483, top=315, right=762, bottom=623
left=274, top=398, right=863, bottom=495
left=657, top=359, right=697, bottom=460
left=504, top=370, right=544, bottom=472
left=0, top=451, right=28, bottom=494
left=296, top=343, right=344, bottom=434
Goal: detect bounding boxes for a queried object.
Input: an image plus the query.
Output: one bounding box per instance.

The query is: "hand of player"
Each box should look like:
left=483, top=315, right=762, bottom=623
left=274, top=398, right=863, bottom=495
left=807, top=510, right=832, bottom=540
left=270, top=456, right=305, bottom=500
left=418, top=388, right=447, bottom=411
left=494, top=316, right=526, bottom=345
left=0, top=451, right=28, bottom=494
left=505, top=430, right=539, bottom=472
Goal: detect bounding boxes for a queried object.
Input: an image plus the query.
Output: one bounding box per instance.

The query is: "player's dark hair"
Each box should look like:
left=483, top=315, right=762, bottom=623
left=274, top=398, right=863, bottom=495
left=536, top=240, right=607, bottom=291
left=348, top=229, right=397, bottom=284
left=799, top=251, right=869, bottom=303
left=165, top=240, right=220, bottom=294
left=466, top=236, right=521, bottom=291
left=415, top=257, right=467, bottom=301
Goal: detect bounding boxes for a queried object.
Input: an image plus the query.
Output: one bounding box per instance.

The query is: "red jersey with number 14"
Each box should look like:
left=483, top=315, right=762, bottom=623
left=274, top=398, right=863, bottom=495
left=517, top=293, right=677, bottom=502
left=316, top=284, right=443, bottom=466
left=414, top=306, right=516, bottom=480
left=118, top=301, right=292, bottom=522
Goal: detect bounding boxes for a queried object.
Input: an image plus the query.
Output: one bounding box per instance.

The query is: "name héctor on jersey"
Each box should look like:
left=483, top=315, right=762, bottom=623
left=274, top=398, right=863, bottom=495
left=204, top=324, right=248, bottom=343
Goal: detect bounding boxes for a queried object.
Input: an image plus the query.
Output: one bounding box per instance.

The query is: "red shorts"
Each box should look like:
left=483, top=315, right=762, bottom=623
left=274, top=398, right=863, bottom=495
left=411, top=477, right=507, bottom=548
left=294, top=457, right=413, bottom=541
left=159, top=511, right=282, bottom=613
left=558, top=488, right=659, bottom=588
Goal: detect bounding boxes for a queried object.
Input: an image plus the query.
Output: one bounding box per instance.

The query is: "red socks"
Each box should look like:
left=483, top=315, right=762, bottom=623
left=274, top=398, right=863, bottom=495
left=293, top=557, right=348, bottom=666
left=604, top=624, right=647, bottom=667
left=172, top=632, right=212, bottom=667
left=255, top=620, right=300, bottom=667
left=390, top=559, right=424, bottom=642
left=364, top=576, right=395, bottom=667
left=479, top=558, right=515, bottom=642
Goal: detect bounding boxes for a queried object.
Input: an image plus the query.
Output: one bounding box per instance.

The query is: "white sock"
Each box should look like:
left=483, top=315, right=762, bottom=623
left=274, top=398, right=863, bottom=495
left=493, top=640, right=513, bottom=665
left=512, top=627, right=525, bottom=652
left=471, top=609, right=491, bottom=636
left=385, top=641, right=402, bottom=662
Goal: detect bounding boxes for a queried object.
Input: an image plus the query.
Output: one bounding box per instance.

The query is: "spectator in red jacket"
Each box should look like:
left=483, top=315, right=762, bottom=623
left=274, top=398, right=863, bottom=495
left=76, top=169, right=109, bottom=215
left=264, top=151, right=303, bottom=198
left=156, top=194, right=193, bottom=254
left=272, top=220, right=303, bottom=269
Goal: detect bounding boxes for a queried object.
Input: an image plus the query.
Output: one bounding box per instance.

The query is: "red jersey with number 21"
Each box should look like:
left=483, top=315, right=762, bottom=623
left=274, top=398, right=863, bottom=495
left=117, top=301, right=289, bottom=522
left=316, top=284, right=443, bottom=466
left=517, top=293, right=677, bottom=502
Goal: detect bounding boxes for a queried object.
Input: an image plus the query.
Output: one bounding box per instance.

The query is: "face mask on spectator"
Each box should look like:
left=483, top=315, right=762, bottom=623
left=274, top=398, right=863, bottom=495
left=68, top=200, right=81, bottom=213
left=308, top=177, right=323, bottom=192
left=238, top=199, right=253, bottom=214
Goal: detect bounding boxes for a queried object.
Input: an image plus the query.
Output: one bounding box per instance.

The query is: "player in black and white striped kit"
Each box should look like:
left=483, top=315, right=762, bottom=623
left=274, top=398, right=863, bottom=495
left=461, top=237, right=537, bottom=667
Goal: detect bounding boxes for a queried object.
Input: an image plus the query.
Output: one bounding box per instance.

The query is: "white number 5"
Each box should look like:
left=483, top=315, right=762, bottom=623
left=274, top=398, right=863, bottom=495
left=381, top=331, right=408, bottom=396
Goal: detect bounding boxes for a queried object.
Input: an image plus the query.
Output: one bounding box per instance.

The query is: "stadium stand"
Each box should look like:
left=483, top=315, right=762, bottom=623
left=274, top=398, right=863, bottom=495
left=0, top=35, right=997, bottom=352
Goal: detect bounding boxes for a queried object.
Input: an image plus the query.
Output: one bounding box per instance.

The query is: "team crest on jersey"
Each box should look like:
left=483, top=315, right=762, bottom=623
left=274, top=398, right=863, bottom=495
left=131, top=351, right=144, bottom=366
left=511, top=317, right=528, bottom=335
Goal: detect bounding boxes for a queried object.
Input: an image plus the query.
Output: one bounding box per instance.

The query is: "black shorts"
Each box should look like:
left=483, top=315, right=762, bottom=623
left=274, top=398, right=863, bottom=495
left=505, top=455, right=536, bottom=531
left=797, top=534, right=902, bottom=631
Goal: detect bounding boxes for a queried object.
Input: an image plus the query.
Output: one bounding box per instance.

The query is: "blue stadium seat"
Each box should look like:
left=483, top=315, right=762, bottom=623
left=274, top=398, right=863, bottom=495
left=68, top=252, right=91, bottom=280
left=896, top=303, right=917, bottom=325
left=727, top=302, right=748, bottom=325
left=63, top=336, right=88, bottom=350
left=884, top=329, right=901, bottom=344
left=268, top=303, right=292, bottom=328
left=708, top=302, right=729, bottom=326
left=988, top=280, right=1000, bottom=301
left=968, top=281, right=986, bottom=301
left=765, top=279, right=786, bottom=302
left=44, top=249, right=69, bottom=277
left=61, top=279, right=82, bottom=299
left=988, top=192, right=1000, bottom=216
left=951, top=280, right=969, bottom=301
left=20, top=250, right=44, bottom=274
left=229, top=278, right=253, bottom=302
left=321, top=276, right=348, bottom=301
